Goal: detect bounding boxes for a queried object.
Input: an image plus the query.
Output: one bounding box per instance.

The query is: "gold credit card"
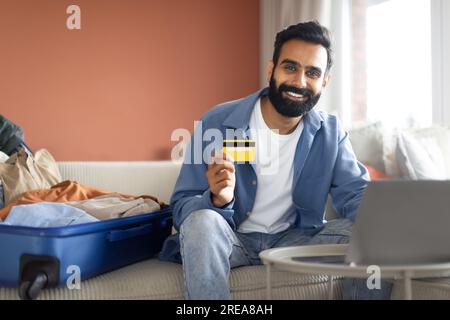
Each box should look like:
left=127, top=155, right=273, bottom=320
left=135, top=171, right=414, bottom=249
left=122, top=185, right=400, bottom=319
left=222, top=140, right=256, bottom=163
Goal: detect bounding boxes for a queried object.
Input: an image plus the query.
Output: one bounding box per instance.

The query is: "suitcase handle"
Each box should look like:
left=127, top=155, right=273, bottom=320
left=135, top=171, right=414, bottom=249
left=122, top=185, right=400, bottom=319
left=106, top=223, right=154, bottom=242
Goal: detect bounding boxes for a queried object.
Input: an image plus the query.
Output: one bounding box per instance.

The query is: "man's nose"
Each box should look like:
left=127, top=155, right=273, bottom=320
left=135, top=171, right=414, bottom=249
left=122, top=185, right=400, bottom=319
left=292, top=71, right=307, bottom=88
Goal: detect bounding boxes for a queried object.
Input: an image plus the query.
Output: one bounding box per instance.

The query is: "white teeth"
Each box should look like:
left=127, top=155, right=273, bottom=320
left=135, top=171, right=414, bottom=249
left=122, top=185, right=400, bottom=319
left=287, top=91, right=303, bottom=98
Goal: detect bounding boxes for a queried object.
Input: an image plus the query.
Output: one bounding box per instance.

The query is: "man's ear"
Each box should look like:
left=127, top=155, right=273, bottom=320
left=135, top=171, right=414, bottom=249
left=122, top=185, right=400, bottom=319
left=267, top=61, right=275, bottom=83
left=322, top=73, right=331, bottom=88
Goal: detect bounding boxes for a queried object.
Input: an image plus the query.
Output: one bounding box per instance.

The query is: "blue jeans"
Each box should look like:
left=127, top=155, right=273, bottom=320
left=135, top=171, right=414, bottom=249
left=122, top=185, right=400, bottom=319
left=179, top=209, right=393, bottom=300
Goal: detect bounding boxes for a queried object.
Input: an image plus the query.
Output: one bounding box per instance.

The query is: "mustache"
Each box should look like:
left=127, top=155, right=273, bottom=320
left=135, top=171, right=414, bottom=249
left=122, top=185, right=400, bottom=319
left=278, top=84, right=313, bottom=100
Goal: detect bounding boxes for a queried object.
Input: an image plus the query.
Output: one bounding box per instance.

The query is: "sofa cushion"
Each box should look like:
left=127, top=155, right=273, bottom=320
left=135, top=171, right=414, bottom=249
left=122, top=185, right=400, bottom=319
left=1, top=258, right=449, bottom=300
left=349, top=123, right=450, bottom=179
left=348, top=122, right=386, bottom=173
left=406, top=126, right=450, bottom=178
left=0, top=258, right=342, bottom=300
left=396, top=130, right=448, bottom=180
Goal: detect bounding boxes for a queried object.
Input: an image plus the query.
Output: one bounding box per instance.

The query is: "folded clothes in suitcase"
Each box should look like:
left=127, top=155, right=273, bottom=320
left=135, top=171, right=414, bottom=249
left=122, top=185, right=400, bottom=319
left=0, top=206, right=172, bottom=299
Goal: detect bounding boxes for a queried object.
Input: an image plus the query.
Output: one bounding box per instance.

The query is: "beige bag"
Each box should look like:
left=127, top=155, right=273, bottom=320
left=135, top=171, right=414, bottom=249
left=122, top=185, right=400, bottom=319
left=0, top=148, right=62, bottom=204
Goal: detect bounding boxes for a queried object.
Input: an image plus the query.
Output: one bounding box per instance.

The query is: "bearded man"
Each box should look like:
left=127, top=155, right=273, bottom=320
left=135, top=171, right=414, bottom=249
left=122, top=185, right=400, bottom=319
left=160, top=21, right=390, bottom=300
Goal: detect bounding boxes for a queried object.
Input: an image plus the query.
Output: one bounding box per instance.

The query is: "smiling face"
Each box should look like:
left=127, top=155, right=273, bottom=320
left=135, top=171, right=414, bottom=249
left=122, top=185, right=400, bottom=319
left=267, top=39, right=330, bottom=118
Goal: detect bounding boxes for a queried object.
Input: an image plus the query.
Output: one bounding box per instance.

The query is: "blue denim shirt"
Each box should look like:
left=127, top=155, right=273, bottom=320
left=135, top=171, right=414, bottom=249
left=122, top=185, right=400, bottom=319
left=160, top=88, right=369, bottom=262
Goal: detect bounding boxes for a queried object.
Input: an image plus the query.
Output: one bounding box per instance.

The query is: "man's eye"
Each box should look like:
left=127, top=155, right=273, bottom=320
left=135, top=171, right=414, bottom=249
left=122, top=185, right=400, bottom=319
left=284, top=65, right=296, bottom=72
left=307, top=70, right=321, bottom=78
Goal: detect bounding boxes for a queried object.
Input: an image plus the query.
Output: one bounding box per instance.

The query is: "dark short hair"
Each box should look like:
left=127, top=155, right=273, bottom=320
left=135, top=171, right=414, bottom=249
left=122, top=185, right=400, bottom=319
left=273, top=20, right=333, bottom=74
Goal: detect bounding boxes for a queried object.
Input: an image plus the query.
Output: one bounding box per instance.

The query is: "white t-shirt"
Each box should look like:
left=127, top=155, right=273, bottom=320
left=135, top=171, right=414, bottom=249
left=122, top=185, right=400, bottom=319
left=238, top=98, right=304, bottom=234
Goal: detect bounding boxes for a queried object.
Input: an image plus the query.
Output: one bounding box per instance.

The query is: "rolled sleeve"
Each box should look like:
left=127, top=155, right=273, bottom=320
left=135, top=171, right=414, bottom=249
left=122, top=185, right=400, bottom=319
left=170, top=120, right=236, bottom=231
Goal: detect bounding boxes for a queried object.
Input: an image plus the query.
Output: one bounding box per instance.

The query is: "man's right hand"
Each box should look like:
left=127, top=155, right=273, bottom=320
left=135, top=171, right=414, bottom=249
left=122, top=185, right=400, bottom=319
left=206, top=152, right=236, bottom=208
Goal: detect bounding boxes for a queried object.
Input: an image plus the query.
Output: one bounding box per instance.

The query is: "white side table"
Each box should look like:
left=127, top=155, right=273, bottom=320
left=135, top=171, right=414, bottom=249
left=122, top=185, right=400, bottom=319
left=259, top=244, right=450, bottom=300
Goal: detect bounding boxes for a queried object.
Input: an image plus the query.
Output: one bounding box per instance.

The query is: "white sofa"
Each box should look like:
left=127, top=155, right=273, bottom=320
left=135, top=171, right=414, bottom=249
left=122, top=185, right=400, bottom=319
left=0, top=161, right=346, bottom=300
left=1, top=123, right=450, bottom=300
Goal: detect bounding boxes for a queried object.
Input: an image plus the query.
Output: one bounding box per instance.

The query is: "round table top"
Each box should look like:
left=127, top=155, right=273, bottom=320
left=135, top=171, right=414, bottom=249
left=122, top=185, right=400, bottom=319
left=259, top=244, right=450, bottom=279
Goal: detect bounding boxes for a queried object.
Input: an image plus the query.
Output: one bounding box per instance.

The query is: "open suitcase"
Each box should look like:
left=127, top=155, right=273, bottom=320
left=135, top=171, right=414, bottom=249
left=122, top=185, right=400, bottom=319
left=0, top=206, right=172, bottom=300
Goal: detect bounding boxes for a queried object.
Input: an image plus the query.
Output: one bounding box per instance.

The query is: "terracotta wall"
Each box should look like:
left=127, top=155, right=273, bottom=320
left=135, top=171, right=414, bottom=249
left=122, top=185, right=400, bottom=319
left=0, top=0, right=260, bottom=160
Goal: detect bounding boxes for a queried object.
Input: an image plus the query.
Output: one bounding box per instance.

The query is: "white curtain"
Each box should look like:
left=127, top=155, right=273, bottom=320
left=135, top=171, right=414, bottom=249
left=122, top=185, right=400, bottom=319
left=431, top=0, right=450, bottom=126
left=260, top=0, right=353, bottom=127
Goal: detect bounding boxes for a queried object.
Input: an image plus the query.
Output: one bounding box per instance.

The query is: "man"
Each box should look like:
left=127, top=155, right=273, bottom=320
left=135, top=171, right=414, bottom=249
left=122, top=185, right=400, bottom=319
left=160, top=21, right=387, bottom=300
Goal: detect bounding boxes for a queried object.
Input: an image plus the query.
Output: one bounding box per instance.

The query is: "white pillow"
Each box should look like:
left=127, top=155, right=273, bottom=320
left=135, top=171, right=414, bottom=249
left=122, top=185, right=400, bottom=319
left=348, top=122, right=385, bottom=173
left=396, top=131, right=447, bottom=180
left=382, top=127, right=401, bottom=177
left=409, top=126, right=450, bottom=178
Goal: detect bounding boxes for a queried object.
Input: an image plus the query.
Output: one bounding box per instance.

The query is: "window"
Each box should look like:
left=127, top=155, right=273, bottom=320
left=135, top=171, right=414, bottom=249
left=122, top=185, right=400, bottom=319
left=365, top=0, right=432, bottom=128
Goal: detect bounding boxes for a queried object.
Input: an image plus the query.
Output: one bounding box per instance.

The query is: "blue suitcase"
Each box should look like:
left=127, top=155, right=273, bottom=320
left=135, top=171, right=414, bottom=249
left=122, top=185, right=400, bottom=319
left=0, top=206, right=172, bottom=299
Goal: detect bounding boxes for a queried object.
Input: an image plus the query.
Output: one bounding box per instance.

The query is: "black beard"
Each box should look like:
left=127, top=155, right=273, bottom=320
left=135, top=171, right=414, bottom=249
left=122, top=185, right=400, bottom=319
left=268, top=75, right=321, bottom=118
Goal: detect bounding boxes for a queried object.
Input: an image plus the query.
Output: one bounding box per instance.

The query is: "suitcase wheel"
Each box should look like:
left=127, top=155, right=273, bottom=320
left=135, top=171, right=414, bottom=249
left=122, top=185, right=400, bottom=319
left=19, top=255, right=60, bottom=300
left=19, top=272, right=48, bottom=300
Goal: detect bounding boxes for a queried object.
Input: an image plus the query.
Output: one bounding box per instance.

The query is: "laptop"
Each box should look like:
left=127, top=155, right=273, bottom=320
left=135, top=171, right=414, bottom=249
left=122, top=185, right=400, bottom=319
left=345, top=180, right=450, bottom=265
